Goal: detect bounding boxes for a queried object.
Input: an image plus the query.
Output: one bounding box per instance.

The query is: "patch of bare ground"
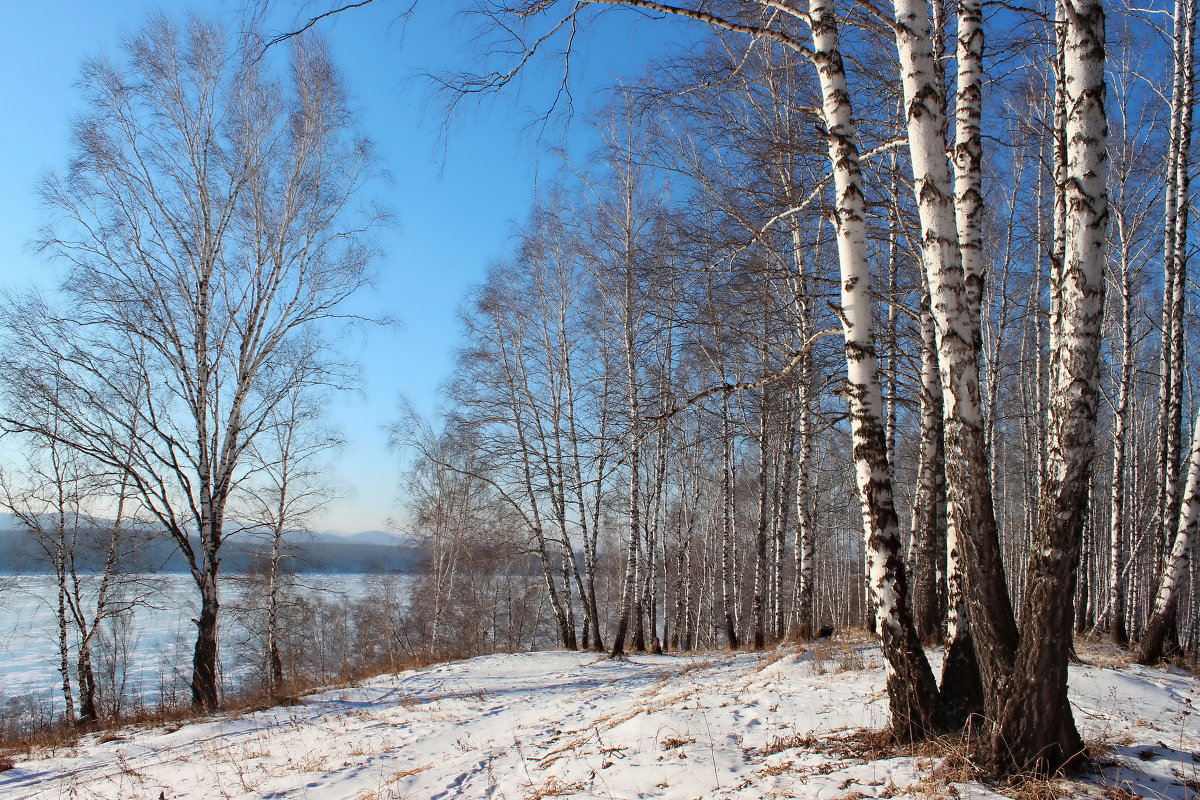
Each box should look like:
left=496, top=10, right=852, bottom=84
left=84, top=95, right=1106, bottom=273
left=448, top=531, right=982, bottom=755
left=756, top=726, right=1148, bottom=799
left=1072, top=640, right=1138, bottom=669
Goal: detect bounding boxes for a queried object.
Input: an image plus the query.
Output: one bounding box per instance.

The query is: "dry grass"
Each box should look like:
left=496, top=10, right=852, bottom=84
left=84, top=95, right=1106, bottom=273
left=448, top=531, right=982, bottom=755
left=754, top=647, right=797, bottom=671
left=0, top=719, right=82, bottom=757
left=353, top=763, right=432, bottom=800
left=835, top=647, right=868, bottom=673
left=835, top=626, right=877, bottom=644
left=1073, top=641, right=1137, bottom=670
left=806, top=639, right=871, bottom=675
left=759, top=758, right=796, bottom=777
left=757, top=726, right=1113, bottom=800
left=762, top=729, right=823, bottom=757
left=522, top=775, right=585, bottom=799
left=672, top=655, right=723, bottom=677
left=808, top=642, right=835, bottom=674
left=660, top=735, right=695, bottom=750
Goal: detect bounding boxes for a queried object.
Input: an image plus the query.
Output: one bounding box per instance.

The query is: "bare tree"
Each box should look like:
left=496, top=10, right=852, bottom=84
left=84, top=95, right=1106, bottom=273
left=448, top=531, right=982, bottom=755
left=237, top=385, right=342, bottom=697
left=1, top=428, right=146, bottom=725
left=2, top=15, right=378, bottom=711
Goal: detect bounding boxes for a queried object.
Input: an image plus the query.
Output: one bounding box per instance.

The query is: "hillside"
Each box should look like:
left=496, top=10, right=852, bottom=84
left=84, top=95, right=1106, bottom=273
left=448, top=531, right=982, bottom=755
left=0, top=528, right=422, bottom=575
left=2, top=641, right=1196, bottom=799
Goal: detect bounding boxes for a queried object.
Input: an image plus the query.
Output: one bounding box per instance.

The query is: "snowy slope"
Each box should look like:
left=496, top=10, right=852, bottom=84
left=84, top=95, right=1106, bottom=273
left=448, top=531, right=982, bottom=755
left=2, top=642, right=1197, bottom=799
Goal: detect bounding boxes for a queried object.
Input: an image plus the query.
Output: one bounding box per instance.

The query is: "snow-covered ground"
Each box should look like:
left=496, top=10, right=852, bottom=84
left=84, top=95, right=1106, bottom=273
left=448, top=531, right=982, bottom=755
left=2, top=641, right=1197, bottom=799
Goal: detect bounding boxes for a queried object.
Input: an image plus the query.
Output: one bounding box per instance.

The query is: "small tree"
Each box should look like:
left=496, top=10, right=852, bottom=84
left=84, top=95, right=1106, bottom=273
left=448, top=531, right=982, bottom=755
left=237, top=385, right=342, bottom=697
left=0, top=432, right=147, bottom=725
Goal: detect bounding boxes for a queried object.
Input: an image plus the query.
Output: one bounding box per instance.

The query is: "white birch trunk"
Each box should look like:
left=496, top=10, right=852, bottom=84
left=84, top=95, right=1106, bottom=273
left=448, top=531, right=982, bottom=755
left=807, top=0, right=943, bottom=739
left=1140, top=407, right=1200, bottom=663
left=1161, top=0, right=1196, bottom=602
left=892, top=0, right=1016, bottom=723
left=1105, top=222, right=1133, bottom=646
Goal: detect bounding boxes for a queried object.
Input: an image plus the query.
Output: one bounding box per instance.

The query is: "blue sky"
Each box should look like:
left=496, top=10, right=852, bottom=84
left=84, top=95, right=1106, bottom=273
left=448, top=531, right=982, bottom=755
left=0, top=1, right=694, bottom=533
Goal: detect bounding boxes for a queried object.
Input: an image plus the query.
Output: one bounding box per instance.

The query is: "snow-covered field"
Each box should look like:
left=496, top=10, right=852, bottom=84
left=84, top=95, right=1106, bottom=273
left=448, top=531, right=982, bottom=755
left=2, top=642, right=1197, bottom=799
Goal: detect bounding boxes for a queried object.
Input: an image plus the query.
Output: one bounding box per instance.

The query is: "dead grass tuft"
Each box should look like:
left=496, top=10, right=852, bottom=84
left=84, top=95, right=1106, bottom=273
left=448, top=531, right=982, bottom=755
left=836, top=626, right=876, bottom=644
left=354, top=763, right=433, bottom=800
left=807, top=640, right=870, bottom=675
left=764, top=727, right=900, bottom=760
left=660, top=735, right=695, bottom=750
left=756, top=648, right=794, bottom=671
left=522, top=775, right=585, bottom=799
left=0, top=754, right=14, bottom=772
left=761, top=730, right=821, bottom=757
left=674, top=656, right=721, bottom=677
left=996, top=775, right=1079, bottom=800
left=755, top=722, right=1149, bottom=800
left=834, top=647, right=867, bottom=673
left=759, top=758, right=795, bottom=777
left=0, top=722, right=81, bottom=756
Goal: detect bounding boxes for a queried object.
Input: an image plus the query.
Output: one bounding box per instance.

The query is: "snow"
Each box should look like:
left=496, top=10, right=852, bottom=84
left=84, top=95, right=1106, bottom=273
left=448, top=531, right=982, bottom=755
left=2, top=642, right=1197, bottom=799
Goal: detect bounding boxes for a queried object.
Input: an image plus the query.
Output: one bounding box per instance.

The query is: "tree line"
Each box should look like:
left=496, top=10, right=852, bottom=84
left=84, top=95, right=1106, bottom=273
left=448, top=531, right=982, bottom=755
left=389, top=0, right=1200, bottom=779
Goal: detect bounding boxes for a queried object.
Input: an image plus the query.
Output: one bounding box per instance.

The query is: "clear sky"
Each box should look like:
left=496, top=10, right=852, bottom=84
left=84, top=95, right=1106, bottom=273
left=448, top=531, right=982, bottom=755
left=0, top=1, right=694, bottom=534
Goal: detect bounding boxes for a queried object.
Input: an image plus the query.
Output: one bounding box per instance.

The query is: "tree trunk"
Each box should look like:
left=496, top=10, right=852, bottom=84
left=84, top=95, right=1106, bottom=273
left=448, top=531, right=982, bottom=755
left=911, top=287, right=946, bottom=644
left=719, top=396, right=739, bottom=649
left=609, top=408, right=642, bottom=657
left=752, top=383, right=770, bottom=650
left=56, top=558, right=76, bottom=724
left=266, top=526, right=285, bottom=693
left=892, top=0, right=1020, bottom=729
left=1154, top=0, right=1196, bottom=650
left=990, top=0, right=1107, bottom=772
left=191, top=565, right=221, bottom=712
left=1105, top=234, right=1133, bottom=647
left=792, top=391, right=815, bottom=641
left=76, top=636, right=98, bottom=723
left=807, top=0, right=944, bottom=741
left=940, top=518, right=984, bottom=728
left=1139, top=407, right=1200, bottom=663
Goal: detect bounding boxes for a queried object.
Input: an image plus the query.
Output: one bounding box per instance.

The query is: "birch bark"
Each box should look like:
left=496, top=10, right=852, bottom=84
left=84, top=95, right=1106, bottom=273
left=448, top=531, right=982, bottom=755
left=992, top=0, right=1108, bottom=771
left=891, top=0, right=1017, bottom=723
left=909, top=286, right=945, bottom=644
left=807, top=0, right=943, bottom=739
left=1140, top=408, right=1200, bottom=663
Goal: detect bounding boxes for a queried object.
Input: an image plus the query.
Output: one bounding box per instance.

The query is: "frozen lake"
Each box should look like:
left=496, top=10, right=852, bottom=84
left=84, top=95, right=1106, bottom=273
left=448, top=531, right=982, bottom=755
left=0, top=573, right=407, bottom=713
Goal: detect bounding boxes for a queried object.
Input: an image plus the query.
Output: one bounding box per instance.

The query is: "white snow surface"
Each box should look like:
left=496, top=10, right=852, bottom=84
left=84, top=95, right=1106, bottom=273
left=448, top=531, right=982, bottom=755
left=3, top=643, right=1198, bottom=799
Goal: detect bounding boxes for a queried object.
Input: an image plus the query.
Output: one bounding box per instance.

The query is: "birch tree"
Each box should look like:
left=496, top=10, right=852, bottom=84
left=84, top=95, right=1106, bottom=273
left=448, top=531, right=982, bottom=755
left=239, top=386, right=342, bottom=696
left=1140, top=408, right=1200, bottom=662
left=1145, top=0, right=1196, bottom=658
left=989, top=0, right=1109, bottom=772
left=6, top=16, right=377, bottom=711
left=0, top=428, right=145, bottom=725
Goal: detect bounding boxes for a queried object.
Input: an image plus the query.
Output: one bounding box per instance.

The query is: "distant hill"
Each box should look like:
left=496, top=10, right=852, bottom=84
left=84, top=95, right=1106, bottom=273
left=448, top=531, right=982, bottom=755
left=318, top=530, right=408, bottom=548
left=0, top=526, right=425, bottom=575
